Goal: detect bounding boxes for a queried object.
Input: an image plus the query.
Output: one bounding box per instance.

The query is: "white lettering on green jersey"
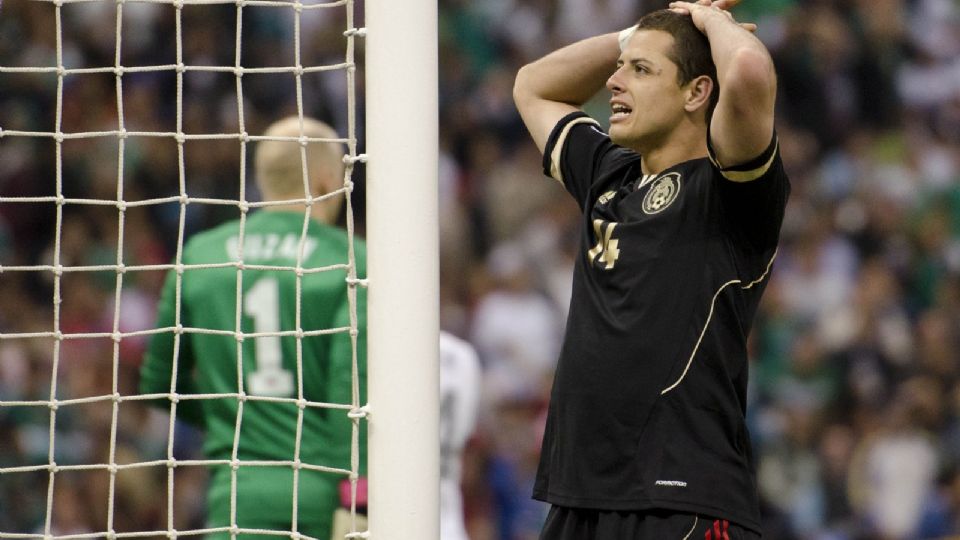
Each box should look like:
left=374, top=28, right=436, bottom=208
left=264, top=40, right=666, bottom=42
left=225, top=233, right=318, bottom=262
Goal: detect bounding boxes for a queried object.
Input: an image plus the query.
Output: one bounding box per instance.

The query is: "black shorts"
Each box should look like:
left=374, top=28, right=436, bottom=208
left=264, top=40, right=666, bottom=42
left=539, top=506, right=760, bottom=540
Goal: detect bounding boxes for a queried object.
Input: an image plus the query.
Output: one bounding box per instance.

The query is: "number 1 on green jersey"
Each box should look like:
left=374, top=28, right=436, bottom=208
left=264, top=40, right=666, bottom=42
left=244, top=277, right=295, bottom=397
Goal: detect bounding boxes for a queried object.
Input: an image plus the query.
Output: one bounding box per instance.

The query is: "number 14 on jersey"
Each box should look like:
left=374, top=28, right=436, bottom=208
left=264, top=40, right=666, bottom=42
left=588, top=219, right=620, bottom=270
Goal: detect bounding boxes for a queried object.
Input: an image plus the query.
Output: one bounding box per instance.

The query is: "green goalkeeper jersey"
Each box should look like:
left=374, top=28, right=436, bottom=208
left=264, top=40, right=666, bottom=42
left=140, top=210, right=366, bottom=540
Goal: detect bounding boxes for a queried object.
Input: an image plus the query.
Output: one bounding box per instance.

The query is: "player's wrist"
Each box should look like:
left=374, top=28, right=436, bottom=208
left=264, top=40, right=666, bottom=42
left=618, top=25, right=637, bottom=51
left=699, top=6, right=740, bottom=34
left=338, top=477, right=368, bottom=514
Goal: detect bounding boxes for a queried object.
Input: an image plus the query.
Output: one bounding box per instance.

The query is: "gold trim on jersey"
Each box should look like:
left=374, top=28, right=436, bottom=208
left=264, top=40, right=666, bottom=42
left=549, top=116, right=602, bottom=184
left=708, top=140, right=779, bottom=183
left=636, top=174, right=657, bottom=190
left=682, top=516, right=699, bottom=540
left=660, top=249, right=778, bottom=395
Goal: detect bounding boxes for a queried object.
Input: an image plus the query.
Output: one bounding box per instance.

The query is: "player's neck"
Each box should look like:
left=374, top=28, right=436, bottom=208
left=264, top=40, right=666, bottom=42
left=261, top=197, right=339, bottom=225
left=264, top=203, right=311, bottom=215
left=637, top=123, right=708, bottom=175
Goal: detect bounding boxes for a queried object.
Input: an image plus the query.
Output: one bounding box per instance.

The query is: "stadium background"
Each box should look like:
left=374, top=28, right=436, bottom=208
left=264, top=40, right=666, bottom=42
left=1, top=0, right=960, bottom=538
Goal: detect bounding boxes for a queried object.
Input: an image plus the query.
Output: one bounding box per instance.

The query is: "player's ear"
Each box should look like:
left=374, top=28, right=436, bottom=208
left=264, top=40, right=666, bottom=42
left=684, top=75, right=713, bottom=113
left=312, top=172, right=334, bottom=198
left=308, top=157, right=335, bottom=196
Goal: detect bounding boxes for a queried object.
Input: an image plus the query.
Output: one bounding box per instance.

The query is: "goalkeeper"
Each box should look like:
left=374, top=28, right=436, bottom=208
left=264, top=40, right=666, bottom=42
left=140, top=116, right=365, bottom=540
left=514, top=0, right=788, bottom=537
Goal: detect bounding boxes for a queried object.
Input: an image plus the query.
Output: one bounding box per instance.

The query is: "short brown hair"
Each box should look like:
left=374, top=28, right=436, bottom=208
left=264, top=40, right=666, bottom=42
left=636, top=10, right=719, bottom=120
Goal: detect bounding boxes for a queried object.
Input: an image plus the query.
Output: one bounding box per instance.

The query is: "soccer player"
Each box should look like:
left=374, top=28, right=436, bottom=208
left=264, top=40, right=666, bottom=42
left=140, top=116, right=365, bottom=540
left=439, top=331, right=482, bottom=540
left=512, top=0, right=788, bottom=538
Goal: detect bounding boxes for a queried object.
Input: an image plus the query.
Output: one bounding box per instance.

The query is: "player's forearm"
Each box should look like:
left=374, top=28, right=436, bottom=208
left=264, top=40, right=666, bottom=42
left=701, top=13, right=776, bottom=109
left=514, top=33, right=620, bottom=108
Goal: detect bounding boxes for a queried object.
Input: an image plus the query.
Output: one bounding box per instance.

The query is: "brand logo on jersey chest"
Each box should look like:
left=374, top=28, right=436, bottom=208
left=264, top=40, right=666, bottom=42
left=597, top=190, right=617, bottom=206
left=641, top=172, right=681, bottom=214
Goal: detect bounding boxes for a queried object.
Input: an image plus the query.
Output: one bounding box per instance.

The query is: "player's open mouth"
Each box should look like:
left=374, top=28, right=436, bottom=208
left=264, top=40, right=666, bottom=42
left=611, top=103, right=632, bottom=122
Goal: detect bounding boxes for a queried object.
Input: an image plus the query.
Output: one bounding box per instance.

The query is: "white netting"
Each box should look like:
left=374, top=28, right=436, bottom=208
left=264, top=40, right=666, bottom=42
left=0, top=1, right=366, bottom=538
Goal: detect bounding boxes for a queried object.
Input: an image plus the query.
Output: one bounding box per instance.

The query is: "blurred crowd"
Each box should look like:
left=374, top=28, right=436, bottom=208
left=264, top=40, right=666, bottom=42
left=1, top=0, right=960, bottom=539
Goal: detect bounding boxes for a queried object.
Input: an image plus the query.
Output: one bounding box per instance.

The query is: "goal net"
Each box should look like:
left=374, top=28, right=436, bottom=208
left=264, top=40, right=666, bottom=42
left=0, top=0, right=439, bottom=538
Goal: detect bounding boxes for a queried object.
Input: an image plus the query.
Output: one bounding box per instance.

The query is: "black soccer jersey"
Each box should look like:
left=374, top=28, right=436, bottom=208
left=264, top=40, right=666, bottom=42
left=533, top=112, right=789, bottom=533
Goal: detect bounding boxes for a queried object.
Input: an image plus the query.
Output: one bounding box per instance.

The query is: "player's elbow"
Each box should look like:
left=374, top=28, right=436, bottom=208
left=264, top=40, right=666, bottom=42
left=721, top=48, right=776, bottom=110
left=513, top=64, right=536, bottom=110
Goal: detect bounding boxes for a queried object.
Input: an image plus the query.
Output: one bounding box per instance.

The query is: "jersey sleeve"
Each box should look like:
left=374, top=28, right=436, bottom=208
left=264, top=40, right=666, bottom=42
left=708, top=132, right=791, bottom=249
left=542, top=111, right=618, bottom=207
left=324, top=282, right=367, bottom=475
left=140, top=265, right=205, bottom=426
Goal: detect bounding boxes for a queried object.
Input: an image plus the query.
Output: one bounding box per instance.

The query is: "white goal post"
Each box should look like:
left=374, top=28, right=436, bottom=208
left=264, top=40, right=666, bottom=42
left=0, top=0, right=440, bottom=537
left=365, top=1, right=440, bottom=539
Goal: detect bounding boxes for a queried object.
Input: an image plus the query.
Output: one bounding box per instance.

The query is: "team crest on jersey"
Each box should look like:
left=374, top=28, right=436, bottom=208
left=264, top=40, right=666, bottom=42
left=641, top=172, right=681, bottom=214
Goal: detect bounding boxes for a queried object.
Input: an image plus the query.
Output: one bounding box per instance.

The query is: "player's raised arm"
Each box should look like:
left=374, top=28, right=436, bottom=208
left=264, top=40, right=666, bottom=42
left=669, top=0, right=776, bottom=175
left=512, top=33, right=620, bottom=154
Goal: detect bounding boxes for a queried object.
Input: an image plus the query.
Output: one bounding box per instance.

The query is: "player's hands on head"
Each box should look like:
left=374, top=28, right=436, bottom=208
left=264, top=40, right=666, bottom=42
left=668, top=0, right=758, bottom=33
left=707, top=0, right=743, bottom=10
